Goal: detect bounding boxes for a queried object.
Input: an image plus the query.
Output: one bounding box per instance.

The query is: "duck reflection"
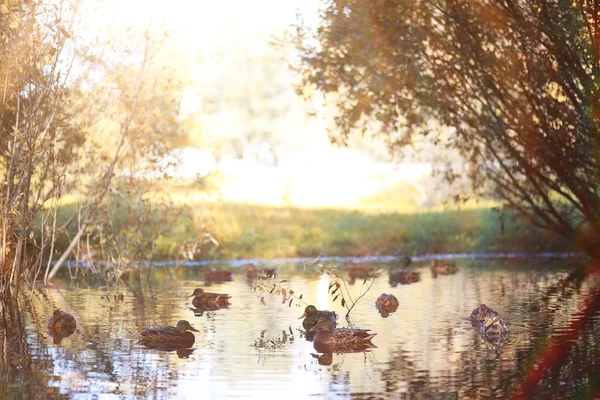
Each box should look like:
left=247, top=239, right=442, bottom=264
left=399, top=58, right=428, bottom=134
left=189, top=302, right=227, bottom=316
left=311, top=351, right=333, bottom=366
left=138, top=343, right=196, bottom=359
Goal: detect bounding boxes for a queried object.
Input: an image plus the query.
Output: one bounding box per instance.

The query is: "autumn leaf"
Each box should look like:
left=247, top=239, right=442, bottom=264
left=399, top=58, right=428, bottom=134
left=59, top=27, right=71, bottom=38
left=260, top=297, right=266, bottom=306
left=288, top=298, right=293, bottom=307
left=333, top=294, right=340, bottom=303
left=341, top=298, right=346, bottom=307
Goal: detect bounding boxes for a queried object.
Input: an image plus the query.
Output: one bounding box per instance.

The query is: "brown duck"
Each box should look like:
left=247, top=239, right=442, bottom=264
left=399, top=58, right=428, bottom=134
left=346, top=263, right=381, bottom=280
left=139, top=320, right=198, bottom=348
left=189, top=288, right=231, bottom=307
left=376, top=293, right=399, bottom=310
left=245, top=263, right=276, bottom=279
left=480, top=311, right=509, bottom=336
left=389, top=270, right=421, bottom=285
left=430, top=259, right=458, bottom=277
left=48, top=309, right=76, bottom=344
left=375, top=293, right=399, bottom=318
left=203, top=269, right=233, bottom=282
left=469, top=304, right=495, bottom=328
left=310, top=319, right=376, bottom=351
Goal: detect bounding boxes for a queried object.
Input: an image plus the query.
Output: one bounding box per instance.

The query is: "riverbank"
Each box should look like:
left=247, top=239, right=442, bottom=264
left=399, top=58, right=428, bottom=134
left=51, top=195, right=574, bottom=261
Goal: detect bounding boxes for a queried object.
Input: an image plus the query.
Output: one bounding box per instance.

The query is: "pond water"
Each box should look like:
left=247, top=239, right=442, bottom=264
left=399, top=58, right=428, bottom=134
left=1, top=258, right=599, bottom=399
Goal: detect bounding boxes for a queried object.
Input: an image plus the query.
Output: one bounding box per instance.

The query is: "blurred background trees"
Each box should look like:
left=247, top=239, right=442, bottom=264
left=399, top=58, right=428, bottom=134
left=293, top=0, right=600, bottom=255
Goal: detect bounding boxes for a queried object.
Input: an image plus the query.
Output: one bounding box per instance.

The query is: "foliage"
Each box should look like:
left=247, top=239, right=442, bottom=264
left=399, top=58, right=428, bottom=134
left=293, top=0, right=600, bottom=255
left=0, top=0, right=191, bottom=294
left=0, top=0, right=79, bottom=293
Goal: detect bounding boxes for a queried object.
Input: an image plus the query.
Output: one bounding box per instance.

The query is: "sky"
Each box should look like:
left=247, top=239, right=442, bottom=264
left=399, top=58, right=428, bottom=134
left=78, top=0, right=433, bottom=209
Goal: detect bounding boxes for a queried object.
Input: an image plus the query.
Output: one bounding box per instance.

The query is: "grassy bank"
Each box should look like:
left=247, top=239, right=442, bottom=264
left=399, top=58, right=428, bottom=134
left=50, top=191, right=574, bottom=261
left=171, top=202, right=572, bottom=259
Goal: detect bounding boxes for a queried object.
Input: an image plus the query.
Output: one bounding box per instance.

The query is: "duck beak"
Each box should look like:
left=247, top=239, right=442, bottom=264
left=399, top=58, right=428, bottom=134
left=298, top=312, right=307, bottom=319
left=485, top=318, right=494, bottom=328
left=190, top=325, right=199, bottom=332
left=188, top=293, right=195, bottom=297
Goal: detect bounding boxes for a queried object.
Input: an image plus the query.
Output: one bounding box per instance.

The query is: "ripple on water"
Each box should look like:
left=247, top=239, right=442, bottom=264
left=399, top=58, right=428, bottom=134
left=0, top=258, right=598, bottom=398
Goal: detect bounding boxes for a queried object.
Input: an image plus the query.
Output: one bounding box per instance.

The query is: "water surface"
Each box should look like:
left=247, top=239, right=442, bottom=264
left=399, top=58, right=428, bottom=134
left=1, top=258, right=599, bottom=399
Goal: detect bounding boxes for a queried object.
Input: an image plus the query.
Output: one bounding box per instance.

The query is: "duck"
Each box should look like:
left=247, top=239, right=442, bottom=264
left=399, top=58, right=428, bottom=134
left=375, top=293, right=399, bottom=318
left=203, top=268, right=233, bottom=282
left=388, top=270, right=420, bottom=285
left=375, top=293, right=399, bottom=310
left=346, top=263, right=381, bottom=280
left=299, top=305, right=338, bottom=331
left=480, top=311, right=509, bottom=336
left=469, top=304, right=495, bottom=328
left=139, top=320, right=198, bottom=348
left=245, top=263, right=276, bottom=279
left=48, top=309, right=76, bottom=344
left=430, top=259, right=458, bottom=277
left=309, top=319, right=376, bottom=351
left=189, top=288, right=231, bottom=307
left=400, top=255, right=412, bottom=267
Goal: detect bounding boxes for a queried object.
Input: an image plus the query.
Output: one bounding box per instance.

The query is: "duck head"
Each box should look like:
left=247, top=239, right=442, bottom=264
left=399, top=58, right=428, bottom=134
left=299, top=305, right=318, bottom=319
left=176, top=320, right=199, bottom=333
left=189, top=288, right=205, bottom=297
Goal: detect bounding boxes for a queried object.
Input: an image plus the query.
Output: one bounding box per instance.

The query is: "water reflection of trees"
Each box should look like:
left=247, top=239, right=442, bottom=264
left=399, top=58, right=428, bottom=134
left=376, top=269, right=600, bottom=398
left=0, top=296, right=65, bottom=399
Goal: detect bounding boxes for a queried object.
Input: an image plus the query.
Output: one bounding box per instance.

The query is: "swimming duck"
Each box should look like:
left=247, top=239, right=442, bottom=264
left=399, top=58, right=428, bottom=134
left=430, top=260, right=458, bottom=277
left=400, top=255, right=412, bottom=267
left=375, top=293, right=399, bottom=310
left=480, top=312, right=509, bottom=336
left=299, top=305, right=338, bottom=331
left=388, top=270, right=421, bottom=286
left=48, top=309, right=76, bottom=344
left=309, top=319, right=376, bottom=349
left=139, top=320, right=198, bottom=347
left=245, top=263, right=276, bottom=279
left=203, top=269, right=233, bottom=282
left=346, top=263, right=381, bottom=280
left=189, top=288, right=231, bottom=307
left=469, top=304, right=495, bottom=328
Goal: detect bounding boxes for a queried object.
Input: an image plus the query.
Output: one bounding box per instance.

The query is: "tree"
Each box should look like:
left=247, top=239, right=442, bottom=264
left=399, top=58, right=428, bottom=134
left=0, top=1, right=189, bottom=293
left=294, top=0, right=600, bottom=255
left=0, top=0, right=80, bottom=293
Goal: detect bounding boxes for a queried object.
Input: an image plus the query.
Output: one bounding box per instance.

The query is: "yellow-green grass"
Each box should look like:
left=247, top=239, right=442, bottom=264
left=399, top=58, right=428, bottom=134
left=49, top=190, right=573, bottom=261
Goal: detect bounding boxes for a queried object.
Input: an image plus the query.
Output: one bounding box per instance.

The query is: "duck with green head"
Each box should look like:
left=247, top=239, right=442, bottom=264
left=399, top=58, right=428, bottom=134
left=139, top=320, right=199, bottom=348
left=299, top=305, right=338, bottom=331
left=309, top=319, right=376, bottom=351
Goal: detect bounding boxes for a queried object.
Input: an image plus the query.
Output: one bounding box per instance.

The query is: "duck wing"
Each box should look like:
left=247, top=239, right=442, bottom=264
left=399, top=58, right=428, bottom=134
left=141, top=326, right=179, bottom=336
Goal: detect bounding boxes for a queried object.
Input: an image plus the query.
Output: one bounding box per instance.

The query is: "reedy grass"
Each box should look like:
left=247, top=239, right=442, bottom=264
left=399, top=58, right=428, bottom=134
left=47, top=187, right=573, bottom=262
